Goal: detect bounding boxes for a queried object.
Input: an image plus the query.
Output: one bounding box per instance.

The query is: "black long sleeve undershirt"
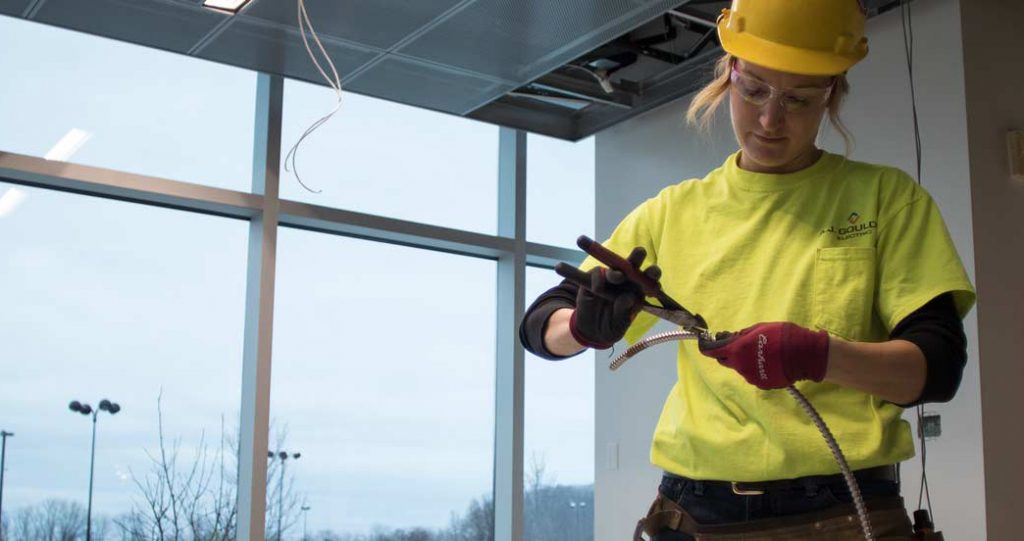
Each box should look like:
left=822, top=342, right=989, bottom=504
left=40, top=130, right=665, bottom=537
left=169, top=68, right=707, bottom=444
left=887, top=293, right=967, bottom=406
left=518, top=285, right=967, bottom=406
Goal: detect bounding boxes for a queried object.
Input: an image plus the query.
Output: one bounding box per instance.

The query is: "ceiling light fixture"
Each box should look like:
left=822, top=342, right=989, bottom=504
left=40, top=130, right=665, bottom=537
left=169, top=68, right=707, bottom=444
left=0, top=188, right=27, bottom=218
left=202, top=0, right=253, bottom=14
left=44, top=128, right=92, bottom=162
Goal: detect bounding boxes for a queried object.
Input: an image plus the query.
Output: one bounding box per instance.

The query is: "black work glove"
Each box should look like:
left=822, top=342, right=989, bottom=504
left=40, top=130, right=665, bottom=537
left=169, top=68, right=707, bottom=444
left=568, top=247, right=661, bottom=350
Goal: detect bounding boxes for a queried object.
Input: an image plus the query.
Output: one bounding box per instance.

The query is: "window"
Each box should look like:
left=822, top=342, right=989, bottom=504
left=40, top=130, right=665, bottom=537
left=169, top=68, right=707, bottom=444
left=269, top=229, right=496, bottom=537
left=527, top=134, right=595, bottom=248
left=279, top=81, right=499, bottom=234
left=0, top=16, right=255, bottom=191
left=0, top=181, right=247, bottom=536
left=0, top=14, right=597, bottom=540
left=523, top=266, right=595, bottom=541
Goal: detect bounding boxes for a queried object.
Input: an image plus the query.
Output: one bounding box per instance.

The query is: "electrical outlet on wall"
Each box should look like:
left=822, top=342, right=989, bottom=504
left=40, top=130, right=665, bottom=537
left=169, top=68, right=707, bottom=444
left=919, top=412, right=942, bottom=439
left=1008, top=130, right=1024, bottom=181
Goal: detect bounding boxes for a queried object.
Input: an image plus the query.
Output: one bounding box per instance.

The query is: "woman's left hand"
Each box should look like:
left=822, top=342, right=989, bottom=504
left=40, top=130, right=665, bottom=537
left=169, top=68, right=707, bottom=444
left=698, top=322, right=830, bottom=389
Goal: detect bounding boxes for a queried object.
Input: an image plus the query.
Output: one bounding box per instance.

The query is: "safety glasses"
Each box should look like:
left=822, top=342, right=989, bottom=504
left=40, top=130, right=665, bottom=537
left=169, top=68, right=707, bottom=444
left=729, top=64, right=835, bottom=113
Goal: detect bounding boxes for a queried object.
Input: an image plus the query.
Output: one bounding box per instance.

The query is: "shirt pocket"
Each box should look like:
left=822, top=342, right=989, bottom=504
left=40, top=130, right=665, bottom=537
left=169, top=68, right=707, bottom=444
left=812, top=247, right=876, bottom=340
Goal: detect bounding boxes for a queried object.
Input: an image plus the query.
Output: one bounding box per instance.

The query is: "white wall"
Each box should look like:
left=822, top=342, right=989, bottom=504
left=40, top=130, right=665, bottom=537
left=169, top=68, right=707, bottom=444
left=959, top=1, right=1024, bottom=538
left=593, top=1, right=986, bottom=539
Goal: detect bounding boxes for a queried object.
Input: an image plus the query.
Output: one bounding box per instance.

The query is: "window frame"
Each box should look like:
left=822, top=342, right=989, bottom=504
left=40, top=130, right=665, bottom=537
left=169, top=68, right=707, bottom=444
left=0, top=72, right=584, bottom=541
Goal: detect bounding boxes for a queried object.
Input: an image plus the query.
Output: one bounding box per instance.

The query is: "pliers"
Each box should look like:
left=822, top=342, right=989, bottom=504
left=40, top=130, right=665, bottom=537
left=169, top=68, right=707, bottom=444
left=554, top=235, right=711, bottom=340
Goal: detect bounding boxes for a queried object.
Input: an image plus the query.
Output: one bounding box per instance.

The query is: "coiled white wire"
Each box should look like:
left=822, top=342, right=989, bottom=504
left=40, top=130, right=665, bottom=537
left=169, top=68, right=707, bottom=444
left=284, top=0, right=345, bottom=193
left=611, top=331, right=875, bottom=541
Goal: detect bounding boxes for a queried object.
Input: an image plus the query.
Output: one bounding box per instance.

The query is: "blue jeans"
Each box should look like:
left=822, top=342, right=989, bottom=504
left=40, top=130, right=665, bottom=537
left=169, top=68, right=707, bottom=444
left=652, top=473, right=902, bottom=541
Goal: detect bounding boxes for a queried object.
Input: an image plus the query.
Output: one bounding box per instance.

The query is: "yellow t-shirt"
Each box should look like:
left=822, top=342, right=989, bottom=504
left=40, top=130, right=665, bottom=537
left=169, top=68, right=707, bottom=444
left=584, top=151, right=976, bottom=481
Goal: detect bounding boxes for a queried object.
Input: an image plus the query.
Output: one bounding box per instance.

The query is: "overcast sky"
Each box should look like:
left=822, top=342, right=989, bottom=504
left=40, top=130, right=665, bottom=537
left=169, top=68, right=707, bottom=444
left=0, top=14, right=594, bottom=536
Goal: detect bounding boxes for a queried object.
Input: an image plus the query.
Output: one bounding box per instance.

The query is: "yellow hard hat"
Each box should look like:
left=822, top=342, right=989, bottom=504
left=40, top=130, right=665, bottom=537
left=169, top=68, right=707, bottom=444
left=717, top=0, right=869, bottom=76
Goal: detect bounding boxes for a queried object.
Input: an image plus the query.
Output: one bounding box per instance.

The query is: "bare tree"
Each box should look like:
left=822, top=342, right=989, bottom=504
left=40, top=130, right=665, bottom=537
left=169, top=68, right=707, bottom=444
left=118, top=393, right=302, bottom=541
left=441, top=496, right=493, bottom=541
left=523, top=453, right=559, bottom=541
left=116, top=392, right=228, bottom=541
left=4, top=499, right=86, bottom=541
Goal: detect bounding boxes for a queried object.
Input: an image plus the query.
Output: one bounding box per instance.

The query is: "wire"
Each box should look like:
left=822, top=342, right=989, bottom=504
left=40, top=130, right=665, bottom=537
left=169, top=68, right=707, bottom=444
left=901, top=0, right=923, bottom=186
left=561, top=64, right=616, bottom=94
left=901, top=0, right=934, bottom=521
left=283, top=0, right=345, bottom=194
left=916, top=405, right=933, bottom=515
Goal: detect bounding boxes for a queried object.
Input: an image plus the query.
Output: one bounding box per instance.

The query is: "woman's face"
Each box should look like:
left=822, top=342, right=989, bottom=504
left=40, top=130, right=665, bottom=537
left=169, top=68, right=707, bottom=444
left=729, top=59, right=835, bottom=174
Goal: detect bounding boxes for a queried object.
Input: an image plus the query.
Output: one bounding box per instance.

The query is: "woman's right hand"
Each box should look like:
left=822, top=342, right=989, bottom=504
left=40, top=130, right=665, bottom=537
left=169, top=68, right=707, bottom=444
left=568, top=247, right=660, bottom=350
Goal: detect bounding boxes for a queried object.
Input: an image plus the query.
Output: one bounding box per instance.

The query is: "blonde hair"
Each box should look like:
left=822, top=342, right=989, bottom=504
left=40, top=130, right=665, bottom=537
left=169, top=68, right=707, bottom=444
left=686, top=54, right=855, bottom=155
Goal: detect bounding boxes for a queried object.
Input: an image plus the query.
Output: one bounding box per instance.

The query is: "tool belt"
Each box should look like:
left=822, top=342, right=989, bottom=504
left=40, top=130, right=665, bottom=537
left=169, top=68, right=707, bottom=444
left=634, top=491, right=942, bottom=540
left=722, top=465, right=897, bottom=496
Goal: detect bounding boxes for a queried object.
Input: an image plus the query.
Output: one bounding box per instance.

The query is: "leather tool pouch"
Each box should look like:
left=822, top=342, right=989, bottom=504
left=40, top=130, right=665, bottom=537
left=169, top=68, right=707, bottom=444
left=633, top=491, right=699, bottom=541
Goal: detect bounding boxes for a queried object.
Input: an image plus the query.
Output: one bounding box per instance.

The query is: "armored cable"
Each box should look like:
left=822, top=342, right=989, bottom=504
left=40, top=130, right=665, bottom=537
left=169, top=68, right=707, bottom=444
left=611, top=333, right=875, bottom=541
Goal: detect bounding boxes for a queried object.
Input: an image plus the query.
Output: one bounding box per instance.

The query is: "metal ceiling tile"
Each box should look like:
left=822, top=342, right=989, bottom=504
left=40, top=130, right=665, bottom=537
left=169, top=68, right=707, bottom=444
left=0, top=0, right=31, bottom=16
left=468, top=97, right=578, bottom=140
left=398, top=0, right=682, bottom=84
left=32, top=0, right=224, bottom=54
left=198, top=15, right=380, bottom=86
left=243, top=0, right=469, bottom=50
left=347, top=54, right=512, bottom=115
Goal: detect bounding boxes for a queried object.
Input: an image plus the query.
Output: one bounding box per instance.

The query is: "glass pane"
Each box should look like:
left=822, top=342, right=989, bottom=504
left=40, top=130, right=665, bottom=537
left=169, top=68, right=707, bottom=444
left=279, top=80, right=498, bottom=234
left=524, top=266, right=595, bottom=541
left=271, top=229, right=496, bottom=539
left=527, top=134, right=595, bottom=248
left=0, top=182, right=247, bottom=538
left=0, top=17, right=255, bottom=191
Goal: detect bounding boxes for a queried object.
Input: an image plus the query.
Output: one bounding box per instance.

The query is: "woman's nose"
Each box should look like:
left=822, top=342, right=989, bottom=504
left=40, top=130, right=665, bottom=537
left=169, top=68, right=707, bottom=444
left=759, top=100, right=786, bottom=132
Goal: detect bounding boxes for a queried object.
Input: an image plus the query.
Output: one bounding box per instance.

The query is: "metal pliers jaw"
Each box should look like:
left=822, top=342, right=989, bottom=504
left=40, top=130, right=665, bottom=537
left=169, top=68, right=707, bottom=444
left=555, top=235, right=717, bottom=342
left=640, top=305, right=710, bottom=340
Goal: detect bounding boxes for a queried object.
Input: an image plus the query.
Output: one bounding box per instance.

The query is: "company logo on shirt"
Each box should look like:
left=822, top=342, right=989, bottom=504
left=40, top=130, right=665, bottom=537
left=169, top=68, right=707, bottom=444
left=820, top=211, right=877, bottom=241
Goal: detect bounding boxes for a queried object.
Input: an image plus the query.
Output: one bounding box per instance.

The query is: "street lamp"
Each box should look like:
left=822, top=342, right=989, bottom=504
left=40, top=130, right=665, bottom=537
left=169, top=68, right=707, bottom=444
left=69, top=399, right=120, bottom=541
left=0, top=430, right=13, bottom=541
left=569, top=501, right=587, bottom=540
left=300, top=505, right=311, bottom=541
left=267, top=450, right=300, bottom=541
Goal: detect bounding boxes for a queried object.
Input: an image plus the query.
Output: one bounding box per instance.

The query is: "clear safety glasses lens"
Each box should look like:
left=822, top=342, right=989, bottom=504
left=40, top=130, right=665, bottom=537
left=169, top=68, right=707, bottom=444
left=729, top=68, right=834, bottom=113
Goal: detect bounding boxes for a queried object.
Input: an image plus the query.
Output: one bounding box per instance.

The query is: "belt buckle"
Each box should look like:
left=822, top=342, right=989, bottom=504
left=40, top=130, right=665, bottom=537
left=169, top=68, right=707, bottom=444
left=731, top=482, right=765, bottom=496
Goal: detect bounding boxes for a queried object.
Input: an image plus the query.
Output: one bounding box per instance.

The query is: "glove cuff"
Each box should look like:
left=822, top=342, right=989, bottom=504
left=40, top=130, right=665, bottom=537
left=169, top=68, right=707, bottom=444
left=808, top=330, right=830, bottom=382
left=796, top=328, right=831, bottom=382
left=569, top=310, right=615, bottom=350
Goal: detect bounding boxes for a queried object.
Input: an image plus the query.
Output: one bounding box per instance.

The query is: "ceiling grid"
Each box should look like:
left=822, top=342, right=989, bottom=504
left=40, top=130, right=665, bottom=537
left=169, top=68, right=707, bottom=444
left=1, top=0, right=905, bottom=140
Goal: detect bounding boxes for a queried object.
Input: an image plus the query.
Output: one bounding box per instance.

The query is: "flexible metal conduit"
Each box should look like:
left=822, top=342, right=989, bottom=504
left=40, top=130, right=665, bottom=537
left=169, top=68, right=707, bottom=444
left=610, top=331, right=875, bottom=541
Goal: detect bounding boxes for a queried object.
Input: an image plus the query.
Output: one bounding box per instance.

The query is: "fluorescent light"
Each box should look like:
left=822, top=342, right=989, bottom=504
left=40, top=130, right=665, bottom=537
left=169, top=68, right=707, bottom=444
left=0, top=188, right=27, bottom=217
left=203, top=0, right=252, bottom=13
left=45, top=128, right=92, bottom=162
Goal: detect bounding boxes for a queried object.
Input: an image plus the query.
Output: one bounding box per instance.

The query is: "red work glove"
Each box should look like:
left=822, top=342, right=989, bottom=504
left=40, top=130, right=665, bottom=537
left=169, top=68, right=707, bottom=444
left=698, top=322, right=830, bottom=389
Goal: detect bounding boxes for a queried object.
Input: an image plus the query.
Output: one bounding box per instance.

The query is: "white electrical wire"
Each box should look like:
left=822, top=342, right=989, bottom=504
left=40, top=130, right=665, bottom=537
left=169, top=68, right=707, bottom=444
left=284, top=0, right=345, bottom=194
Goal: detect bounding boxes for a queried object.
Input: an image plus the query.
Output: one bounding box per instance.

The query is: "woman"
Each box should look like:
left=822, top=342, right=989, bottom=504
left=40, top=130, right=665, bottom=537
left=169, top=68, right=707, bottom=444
left=518, top=1, right=974, bottom=539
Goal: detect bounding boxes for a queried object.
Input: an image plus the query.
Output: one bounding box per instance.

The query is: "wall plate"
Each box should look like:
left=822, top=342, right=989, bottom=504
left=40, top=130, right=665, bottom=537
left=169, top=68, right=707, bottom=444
left=1008, top=130, right=1024, bottom=182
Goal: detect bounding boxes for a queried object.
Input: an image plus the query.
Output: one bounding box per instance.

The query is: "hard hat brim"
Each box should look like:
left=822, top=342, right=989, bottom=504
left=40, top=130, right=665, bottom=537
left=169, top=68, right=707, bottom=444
left=719, top=23, right=867, bottom=76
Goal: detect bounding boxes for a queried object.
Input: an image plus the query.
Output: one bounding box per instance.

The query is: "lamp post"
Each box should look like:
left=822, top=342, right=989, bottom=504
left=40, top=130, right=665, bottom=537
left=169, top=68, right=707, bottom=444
left=0, top=430, right=13, bottom=541
left=300, top=505, right=310, bottom=541
left=569, top=501, right=587, bottom=541
left=268, top=450, right=300, bottom=541
left=69, top=399, right=120, bottom=541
